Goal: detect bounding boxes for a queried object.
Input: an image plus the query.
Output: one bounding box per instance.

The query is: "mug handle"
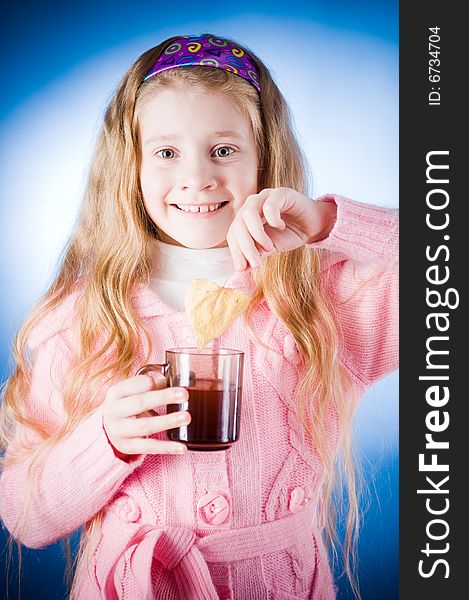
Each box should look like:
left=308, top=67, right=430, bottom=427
left=136, top=363, right=170, bottom=378
left=136, top=364, right=196, bottom=387
left=135, top=364, right=170, bottom=418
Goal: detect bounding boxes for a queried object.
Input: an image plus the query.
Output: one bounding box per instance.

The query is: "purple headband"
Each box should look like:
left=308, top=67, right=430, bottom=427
left=144, top=34, right=261, bottom=93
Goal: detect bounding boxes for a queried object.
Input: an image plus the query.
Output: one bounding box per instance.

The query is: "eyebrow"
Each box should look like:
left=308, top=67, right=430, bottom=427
left=144, top=130, right=244, bottom=145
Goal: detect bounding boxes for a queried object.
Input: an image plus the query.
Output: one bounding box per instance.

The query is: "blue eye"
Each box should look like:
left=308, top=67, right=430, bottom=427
left=157, top=149, right=175, bottom=159
left=214, top=146, right=234, bottom=158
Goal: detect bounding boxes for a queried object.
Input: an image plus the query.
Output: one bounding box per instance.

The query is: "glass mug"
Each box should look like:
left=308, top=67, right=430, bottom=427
left=137, top=348, right=244, bottom=451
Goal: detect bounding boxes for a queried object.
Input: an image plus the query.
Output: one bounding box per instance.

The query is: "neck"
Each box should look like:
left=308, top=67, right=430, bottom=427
left=147, top=239, right=235, bottom=311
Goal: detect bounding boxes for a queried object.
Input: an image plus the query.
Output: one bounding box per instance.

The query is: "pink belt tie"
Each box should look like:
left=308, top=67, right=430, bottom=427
left=103, top=504, right=328, bottom=599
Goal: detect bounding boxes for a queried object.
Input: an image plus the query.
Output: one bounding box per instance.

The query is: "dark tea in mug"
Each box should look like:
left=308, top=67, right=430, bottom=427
left=167, top=377, right=241, bottom=450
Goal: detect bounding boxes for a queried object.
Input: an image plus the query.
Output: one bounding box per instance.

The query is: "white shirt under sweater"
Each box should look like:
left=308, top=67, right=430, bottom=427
left=148, top=240, right=235, bottom=312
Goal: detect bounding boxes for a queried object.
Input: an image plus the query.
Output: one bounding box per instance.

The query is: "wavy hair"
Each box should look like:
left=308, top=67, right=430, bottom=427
left=0, top=34, right=361, bottom=598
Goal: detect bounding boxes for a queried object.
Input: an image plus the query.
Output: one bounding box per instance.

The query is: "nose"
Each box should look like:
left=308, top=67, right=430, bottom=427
left=179, top=156, right=218, bottom=193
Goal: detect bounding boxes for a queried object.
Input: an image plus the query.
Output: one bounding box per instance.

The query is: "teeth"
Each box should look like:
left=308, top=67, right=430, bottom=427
left=176, top=203, right=222, bottom=213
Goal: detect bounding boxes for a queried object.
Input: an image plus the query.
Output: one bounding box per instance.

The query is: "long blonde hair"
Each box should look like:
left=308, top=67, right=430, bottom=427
left=0, top=34, right=361, bottom=598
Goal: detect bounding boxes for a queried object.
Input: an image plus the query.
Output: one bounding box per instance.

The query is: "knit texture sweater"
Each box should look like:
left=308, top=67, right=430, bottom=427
left=0, top=195, right=399, bottom=599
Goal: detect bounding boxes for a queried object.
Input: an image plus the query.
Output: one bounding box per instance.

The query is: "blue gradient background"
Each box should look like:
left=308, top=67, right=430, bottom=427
left=0, top=1, right=398, bottom=598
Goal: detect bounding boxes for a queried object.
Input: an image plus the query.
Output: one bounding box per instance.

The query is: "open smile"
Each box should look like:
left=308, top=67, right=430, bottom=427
left=170, top=201, right=229, bottom=215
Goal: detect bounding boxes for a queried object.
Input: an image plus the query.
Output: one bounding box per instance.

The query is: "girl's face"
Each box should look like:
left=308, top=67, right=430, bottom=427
left=139, top=86, right=258, bottom=249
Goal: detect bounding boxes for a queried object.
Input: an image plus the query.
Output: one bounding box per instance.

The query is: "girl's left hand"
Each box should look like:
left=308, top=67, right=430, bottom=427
left=226, top=187, right=337, bottom=271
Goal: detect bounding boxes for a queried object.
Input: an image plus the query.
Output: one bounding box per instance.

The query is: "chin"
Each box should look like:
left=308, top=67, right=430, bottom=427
left=185, top=239, right=226, bottom=249
left=175, top=234, right=227, bottom=249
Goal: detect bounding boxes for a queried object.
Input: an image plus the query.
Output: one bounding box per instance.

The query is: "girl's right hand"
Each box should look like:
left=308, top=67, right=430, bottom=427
left=102, top=375, right=191, bottom=460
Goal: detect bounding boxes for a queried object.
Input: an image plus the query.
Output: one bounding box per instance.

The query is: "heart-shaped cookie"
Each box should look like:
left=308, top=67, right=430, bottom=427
left=185, top=279, right=250, bottom=350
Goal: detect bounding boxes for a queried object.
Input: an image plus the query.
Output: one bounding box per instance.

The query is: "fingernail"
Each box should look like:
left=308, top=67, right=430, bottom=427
left=251, top=258, right=261, bottom=268
left=174, top=445, right=187, bottom=454
left=176, top=412, right=190, bottom=424
left=174, top=389, right=187, bottom=400
left=235, top=260, right=245, bottom=271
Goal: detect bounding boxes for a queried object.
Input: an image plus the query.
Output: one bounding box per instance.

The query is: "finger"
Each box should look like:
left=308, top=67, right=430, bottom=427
left=122, top=410, right=191, bottom=437
left=115, top=387, right=189, bottom=419
left=242, top=202, right=274, bottom=252
left=106, top=375, right=157, bottom=403
left=227, top=227, right=248, bottom=271
left=262, top=194, right=286, bottom=230
left=117, top=437, right=188, bottom=456
left=232, top=218, right=262, bottom=269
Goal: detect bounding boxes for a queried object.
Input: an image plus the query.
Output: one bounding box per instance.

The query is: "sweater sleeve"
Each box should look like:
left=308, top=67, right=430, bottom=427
left=0, top=327, right=144, bottom=549
left=308, top=195, right=399, bottom=387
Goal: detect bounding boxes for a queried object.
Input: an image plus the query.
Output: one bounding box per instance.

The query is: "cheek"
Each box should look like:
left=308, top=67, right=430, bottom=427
left=233, top=172, right=257, bottom=211
left=139, top=168, right=151, bottom=201
left=242, top=166, right=258, bottom=196
left=229, top=198, right=245, bottom=220
left=232, top=167, right=257, bottom=205
left=140, top=169, right=164, bottom=209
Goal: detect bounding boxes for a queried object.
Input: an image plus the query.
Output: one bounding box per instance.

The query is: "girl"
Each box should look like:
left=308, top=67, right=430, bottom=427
left=0, top=34, right=398, bottom=599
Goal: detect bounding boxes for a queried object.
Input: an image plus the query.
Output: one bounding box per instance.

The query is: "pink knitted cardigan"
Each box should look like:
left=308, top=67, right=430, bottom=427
left=0, top=195, right=398, bottom=599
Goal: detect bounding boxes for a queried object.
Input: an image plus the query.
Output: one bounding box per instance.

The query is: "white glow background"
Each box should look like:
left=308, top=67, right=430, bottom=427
left=0, top=13, right=398, bottom=598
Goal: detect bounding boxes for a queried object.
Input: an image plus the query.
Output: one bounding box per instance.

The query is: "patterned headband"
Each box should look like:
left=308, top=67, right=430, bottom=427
left=144, top=34, right=261, bottom=93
